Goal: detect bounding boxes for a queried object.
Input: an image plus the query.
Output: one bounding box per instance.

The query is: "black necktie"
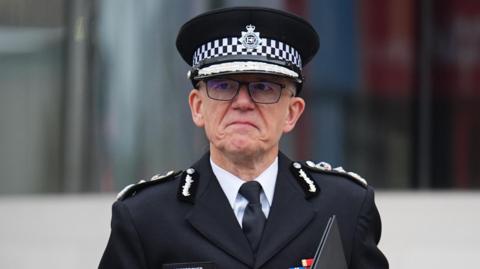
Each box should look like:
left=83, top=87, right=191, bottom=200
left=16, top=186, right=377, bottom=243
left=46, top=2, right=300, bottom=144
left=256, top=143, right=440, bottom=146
left=239, top=181, right=266, bottom=253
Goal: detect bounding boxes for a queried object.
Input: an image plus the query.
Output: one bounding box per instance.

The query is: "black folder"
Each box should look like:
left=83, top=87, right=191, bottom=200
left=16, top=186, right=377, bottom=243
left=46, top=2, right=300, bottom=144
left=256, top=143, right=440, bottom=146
left=311, top=215, right=348, bottom=269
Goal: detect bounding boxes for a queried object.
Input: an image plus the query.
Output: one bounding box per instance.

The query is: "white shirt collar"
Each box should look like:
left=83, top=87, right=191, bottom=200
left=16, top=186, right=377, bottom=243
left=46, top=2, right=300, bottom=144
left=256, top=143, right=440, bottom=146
left=210, top=157, right=278, bottom=209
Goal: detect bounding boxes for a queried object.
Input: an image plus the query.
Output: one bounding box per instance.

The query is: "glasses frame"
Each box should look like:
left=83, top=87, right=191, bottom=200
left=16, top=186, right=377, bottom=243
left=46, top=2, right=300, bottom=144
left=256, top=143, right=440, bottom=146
left=203, top=78, right=294, bottom=104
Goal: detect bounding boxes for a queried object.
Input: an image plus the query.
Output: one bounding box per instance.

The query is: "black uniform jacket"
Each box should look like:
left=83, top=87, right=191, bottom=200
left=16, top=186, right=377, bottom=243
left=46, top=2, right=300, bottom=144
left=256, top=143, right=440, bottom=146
left=99, top=152, right=388, bottom=269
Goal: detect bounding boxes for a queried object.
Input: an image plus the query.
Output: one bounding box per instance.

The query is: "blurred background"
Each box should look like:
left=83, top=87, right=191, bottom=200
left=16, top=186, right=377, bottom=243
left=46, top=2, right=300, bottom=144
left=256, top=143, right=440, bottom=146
left=0, top=0, right=479, bottom=268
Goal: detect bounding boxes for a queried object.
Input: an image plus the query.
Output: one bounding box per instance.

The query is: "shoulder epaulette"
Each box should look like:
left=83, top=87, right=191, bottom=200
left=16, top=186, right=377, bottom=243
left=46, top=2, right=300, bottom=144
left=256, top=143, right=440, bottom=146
left=302, top=160, right=368, bottom=187
left=117, top=170, right=182, bottom=201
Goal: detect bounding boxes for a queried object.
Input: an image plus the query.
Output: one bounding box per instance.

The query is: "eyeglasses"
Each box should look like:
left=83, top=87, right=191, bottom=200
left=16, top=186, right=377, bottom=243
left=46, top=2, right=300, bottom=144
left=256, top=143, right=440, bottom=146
left=204, top=78, right=293, bottom=104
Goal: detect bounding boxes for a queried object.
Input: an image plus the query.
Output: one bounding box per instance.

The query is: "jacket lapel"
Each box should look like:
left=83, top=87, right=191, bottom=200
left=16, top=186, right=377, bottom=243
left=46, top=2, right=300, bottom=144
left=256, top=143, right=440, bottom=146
left=254, top=153, right=317, bottom=268
left=185, top=153, right=254, bottom=267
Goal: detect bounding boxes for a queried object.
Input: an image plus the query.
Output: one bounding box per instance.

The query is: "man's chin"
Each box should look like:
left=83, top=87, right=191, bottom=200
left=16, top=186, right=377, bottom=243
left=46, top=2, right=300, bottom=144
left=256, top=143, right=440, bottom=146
left=222, top=139, right=260, bottom=156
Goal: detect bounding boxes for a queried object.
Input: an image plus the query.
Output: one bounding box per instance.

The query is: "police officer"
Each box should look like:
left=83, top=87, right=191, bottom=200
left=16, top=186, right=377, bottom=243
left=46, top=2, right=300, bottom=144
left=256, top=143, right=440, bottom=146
left=99, top=6, right=388, bottom=269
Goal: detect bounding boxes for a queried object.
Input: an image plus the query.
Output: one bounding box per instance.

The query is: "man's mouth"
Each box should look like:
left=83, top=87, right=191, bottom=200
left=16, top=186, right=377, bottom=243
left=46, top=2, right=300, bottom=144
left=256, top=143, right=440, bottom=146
left=228, top=121, right=258, bottom=129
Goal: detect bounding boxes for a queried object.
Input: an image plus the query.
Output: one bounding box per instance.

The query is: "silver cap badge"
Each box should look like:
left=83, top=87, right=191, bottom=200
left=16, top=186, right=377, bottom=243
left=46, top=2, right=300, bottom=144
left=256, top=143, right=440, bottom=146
left=240, top=24, right=262, bottom=50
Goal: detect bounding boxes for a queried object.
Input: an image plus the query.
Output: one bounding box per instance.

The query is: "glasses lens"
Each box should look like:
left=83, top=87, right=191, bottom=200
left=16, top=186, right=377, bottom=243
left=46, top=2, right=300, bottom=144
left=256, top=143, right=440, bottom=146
left=206, top=79, right=239, bottom=100
left=249, top=81, right=282, bottom=103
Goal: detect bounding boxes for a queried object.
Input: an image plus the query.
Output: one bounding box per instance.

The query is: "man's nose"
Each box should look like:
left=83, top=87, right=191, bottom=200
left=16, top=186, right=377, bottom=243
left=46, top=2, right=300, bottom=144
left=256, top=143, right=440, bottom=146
left=231, top=84, right=255, bottom=108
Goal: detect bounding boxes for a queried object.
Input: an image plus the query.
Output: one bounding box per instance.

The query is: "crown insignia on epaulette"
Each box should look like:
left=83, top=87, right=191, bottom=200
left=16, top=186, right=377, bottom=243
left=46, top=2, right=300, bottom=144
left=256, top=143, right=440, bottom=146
left=305, top=160, right=368, bottom=187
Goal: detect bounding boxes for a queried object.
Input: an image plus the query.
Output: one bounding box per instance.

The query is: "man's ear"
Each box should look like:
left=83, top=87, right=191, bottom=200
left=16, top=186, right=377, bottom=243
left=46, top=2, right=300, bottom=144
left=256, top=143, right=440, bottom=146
left=283, top=97, right=305, bottom=133
left=189, top=89, right=205, bottom=128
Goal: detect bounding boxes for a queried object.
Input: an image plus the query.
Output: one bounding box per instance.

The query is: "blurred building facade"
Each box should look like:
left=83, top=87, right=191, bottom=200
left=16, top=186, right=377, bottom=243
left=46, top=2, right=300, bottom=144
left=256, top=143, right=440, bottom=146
left=1, top=0, right=479, bottom=194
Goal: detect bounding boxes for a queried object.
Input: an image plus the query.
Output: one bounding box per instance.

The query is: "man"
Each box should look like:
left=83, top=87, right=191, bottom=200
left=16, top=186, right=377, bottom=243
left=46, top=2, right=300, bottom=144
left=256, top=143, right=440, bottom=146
left=99, top=6, right=388, bottom=269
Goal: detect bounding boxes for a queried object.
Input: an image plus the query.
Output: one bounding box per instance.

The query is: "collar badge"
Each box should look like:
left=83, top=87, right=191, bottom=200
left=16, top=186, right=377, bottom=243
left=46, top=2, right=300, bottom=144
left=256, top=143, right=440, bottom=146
left=177, top=168, right=198, bottom=203
left=293, top=162, right=317, bottom=193
left=240, top=24, right=262, bottom=50
left=182, top=168, right=196, bottom=197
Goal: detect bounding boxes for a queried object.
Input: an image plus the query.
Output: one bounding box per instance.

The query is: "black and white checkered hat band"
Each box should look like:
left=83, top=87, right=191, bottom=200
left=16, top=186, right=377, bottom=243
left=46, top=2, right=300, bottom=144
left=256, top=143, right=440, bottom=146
left=192, top=37, right=302, bottom=70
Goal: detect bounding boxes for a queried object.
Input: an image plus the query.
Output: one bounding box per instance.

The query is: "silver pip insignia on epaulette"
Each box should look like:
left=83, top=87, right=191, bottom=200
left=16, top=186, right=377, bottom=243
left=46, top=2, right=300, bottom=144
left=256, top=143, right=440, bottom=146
left=116, top=170, right=178, bottom=200
left=177, top=168, right=199, bottom=203
left=289, top=162, right=319, bottom=199
left=305, top=160, right=368, bottom=187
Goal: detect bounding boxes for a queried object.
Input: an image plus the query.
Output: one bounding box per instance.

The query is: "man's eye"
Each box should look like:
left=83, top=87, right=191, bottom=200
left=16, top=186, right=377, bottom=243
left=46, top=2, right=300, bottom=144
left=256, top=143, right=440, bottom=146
left=252, top=82, right=273, bottom=91
left=218, top=82, right=230, bottom=89
left=210, top=80, right=234, bottom=90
